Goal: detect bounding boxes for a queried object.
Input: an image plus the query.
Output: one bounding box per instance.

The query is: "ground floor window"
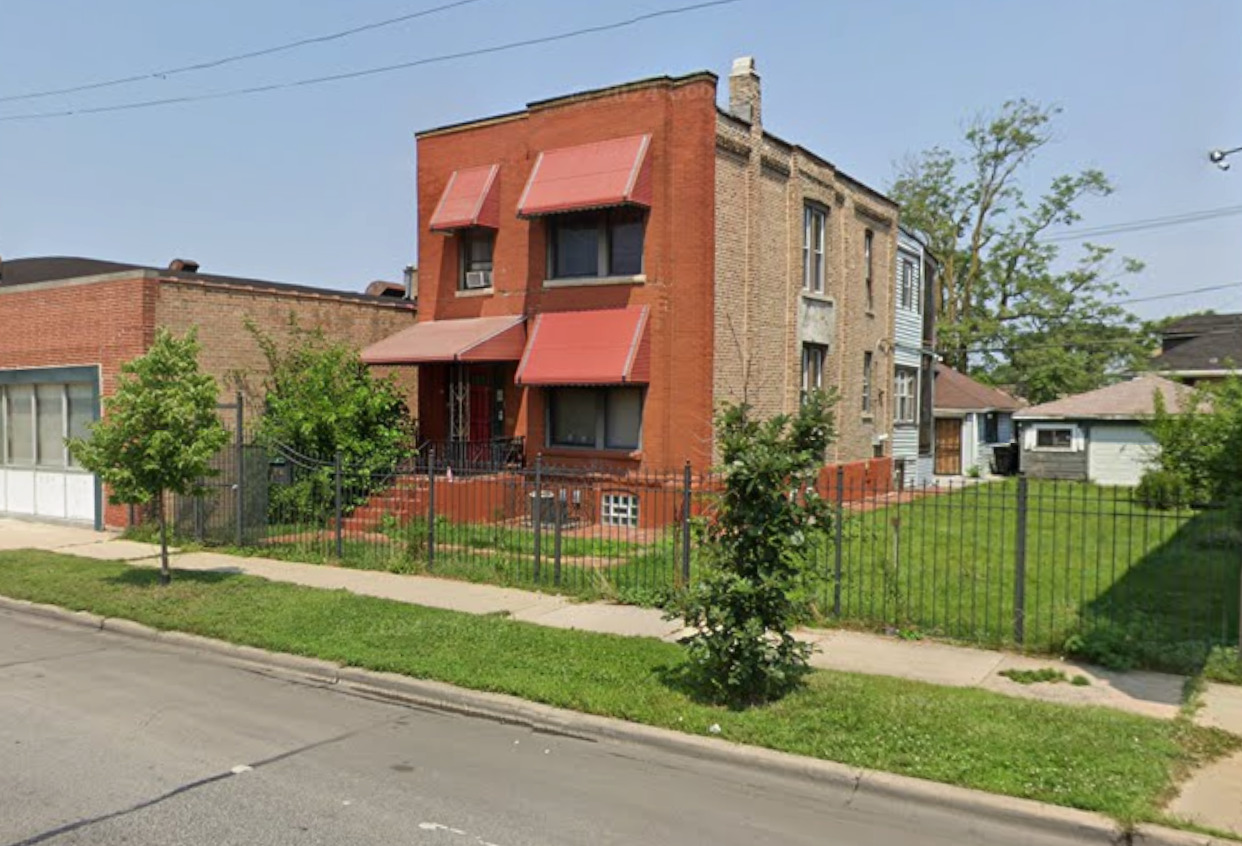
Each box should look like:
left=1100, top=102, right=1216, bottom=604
left=1, top=382, right=94, bottom=468
left=895, top=366, right=917, bottom=424
left=801, top=343, right=827, bottom=401
left=1035, top=427, right=1074, bottom=450
left=548, top=386, right=643, bottom=450
left=600, top=492, right=639, bottom=527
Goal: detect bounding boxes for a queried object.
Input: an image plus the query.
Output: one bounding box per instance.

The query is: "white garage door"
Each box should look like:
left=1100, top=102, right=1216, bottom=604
left=1, top=375, right=98, bottom=525
left=1087, top=424, right=1157, bottom=487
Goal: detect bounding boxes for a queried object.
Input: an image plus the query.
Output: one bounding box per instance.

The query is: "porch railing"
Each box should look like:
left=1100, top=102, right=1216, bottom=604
left=420, top=436, right=526, bottom=473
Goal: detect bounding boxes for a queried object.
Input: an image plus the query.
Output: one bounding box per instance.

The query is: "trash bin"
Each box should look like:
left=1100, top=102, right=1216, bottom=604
left=991, top=444, right=1018, bottom=476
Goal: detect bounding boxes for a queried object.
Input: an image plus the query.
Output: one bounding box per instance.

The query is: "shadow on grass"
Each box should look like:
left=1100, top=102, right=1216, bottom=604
left=104, top=568, right=244, bottom=588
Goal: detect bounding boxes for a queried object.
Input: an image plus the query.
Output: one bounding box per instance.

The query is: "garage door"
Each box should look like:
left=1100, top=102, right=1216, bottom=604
left=1, top=368, right=99, bottom=525
left=1087, top=424, right=1156, bottom=487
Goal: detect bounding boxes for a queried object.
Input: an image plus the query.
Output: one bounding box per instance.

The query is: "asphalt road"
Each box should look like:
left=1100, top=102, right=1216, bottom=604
left=0, top=611, right=1099, bottom=846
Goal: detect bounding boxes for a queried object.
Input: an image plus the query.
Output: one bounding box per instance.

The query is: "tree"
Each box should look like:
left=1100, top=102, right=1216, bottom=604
left=677, top=390, right=836, bottom=707
left=891, top=99, right=1148, bottom=402
left=245, top=317, right=413, bottom=522
left=1146, top=377, right=1242, bottom=505
left=69, top=329, right=229, bottom=584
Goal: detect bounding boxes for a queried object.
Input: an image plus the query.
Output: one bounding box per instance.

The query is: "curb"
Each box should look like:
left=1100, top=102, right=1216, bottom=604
left=0, top=596, right=1229, bottom=846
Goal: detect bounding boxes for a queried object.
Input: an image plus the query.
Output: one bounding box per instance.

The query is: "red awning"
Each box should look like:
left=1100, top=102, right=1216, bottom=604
left=517, top=135, right=652, bottom=217
left=428, top=164, right=501, bottom=231
left=516, top=306, right=650, bottom=385
left=361, top=315, right=525, bottom=364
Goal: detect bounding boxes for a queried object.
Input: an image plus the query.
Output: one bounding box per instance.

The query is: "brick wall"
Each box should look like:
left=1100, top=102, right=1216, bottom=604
left=154, top=279, right=417, bottom=412
left=416, top=73, right=719, bottom=472
left=712, top=112, right=898, bottom=463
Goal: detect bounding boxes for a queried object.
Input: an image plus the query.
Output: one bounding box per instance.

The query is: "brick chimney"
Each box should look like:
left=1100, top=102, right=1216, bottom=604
left=728, top=56, right=761, bottom=125
left=168, top=258, right=200, bottom=273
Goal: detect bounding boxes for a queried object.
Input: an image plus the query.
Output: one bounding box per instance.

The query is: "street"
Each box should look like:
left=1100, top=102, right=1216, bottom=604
left=1, top=611, right=1094, bottom=846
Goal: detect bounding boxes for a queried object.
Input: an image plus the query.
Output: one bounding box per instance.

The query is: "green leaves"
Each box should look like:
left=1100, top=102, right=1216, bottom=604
left=1146, top=376, right=1242, bottom=504
left=677, top=391, right=837, bottom=707
left=68, top=328, right=229, bottom=505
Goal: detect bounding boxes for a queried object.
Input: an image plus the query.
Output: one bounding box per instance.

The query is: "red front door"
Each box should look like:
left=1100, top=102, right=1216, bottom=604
left=468, top=385, right=492, bottom=462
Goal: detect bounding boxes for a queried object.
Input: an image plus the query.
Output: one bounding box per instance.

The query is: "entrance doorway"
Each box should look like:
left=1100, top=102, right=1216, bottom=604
left=935, top=418, right=962, bottom=475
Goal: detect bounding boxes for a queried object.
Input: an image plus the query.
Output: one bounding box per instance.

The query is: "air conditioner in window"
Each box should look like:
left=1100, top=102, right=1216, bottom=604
left=464, top=270, right=492, bottom=290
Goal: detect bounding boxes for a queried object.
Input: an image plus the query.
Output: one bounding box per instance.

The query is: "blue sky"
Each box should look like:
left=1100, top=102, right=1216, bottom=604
left=1, top=0, right=1239, bottom=319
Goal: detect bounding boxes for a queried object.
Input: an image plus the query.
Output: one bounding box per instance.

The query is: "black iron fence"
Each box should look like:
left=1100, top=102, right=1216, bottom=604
left=161, top=438, right=1241, bottom=670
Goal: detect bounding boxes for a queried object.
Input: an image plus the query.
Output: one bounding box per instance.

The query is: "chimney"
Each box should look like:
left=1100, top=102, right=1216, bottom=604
left=403, top=264, right=417, bottom=300
left=728, top=56, right=761, bottom=125
left=168, top=258, right=200, bottom=273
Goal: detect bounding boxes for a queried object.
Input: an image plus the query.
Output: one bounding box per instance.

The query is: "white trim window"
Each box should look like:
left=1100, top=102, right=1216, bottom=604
left=600, top=492, right=639, bottom=527
left=895, top=367, right=917, bottom=424
left=803, top=204, right=826, bottom=293
left=900, top=257, right=917, bottom=310
left=861, top=351, right=873, bottom=415
left=1025, top=424, right=1081, bottom=452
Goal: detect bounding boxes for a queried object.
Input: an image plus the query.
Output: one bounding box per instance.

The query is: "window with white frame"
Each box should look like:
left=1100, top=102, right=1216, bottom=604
left=801, top=343, right=827, bottom=400
left=1034, top=427, right=1074, bottom=450
left=861, top=351, right=873, bottom=415
left=0, top=382, right=93, bottom=468
left=548, top=386, right=643, bottom=450
left=802, top=204, right=826, bottom=293
left=548, top=207, right=645, bottom=279
left=895, top=367, right=917, bottom=424
left=900, top=257, right=916, bottom=310
left=600, top=492, right=639, bottom=527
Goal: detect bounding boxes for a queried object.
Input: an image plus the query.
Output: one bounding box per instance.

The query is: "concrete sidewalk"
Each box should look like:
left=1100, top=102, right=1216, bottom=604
left=3, top=517, right=1240, bottom=835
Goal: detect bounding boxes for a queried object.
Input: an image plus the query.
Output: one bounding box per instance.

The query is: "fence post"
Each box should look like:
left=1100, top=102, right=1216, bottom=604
left=427, top=446, right=436, bottom=570
left=334, top=451, right=343, bottom=559
left=234, top=392, right=244, bottom=547
left=1013, top=475, right=1029, bottom=645
left=681, top=461, right=693, bottom=586
left=833, top=465, right=845, bottom=617
left=553, top=488, right=563, bottom=587
left=532, top=454, right=543, bottom=582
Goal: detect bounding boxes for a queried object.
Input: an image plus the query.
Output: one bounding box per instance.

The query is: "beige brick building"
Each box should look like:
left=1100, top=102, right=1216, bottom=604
left=713, top=58, right=897, bottom=462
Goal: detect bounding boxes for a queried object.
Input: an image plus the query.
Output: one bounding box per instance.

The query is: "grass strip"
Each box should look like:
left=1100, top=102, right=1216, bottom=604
left=0, top=549, right=1235, bottom=824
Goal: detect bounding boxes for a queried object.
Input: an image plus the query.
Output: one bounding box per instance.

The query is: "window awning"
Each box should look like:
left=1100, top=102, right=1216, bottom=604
left=516, top=306, right=650, bottom=385
left=428, top=164, right=501, bottom=232
left=517, top=135, right=652, bottom=218
left=361, top=315, right=526, bottom=364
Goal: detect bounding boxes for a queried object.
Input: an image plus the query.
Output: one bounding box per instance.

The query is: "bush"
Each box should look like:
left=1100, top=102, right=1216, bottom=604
left=676, top=390, right=837, bottom=707
left=1063, top=618, right=1213, bottom=675
left=1135, top=469, right=1192, bottom=511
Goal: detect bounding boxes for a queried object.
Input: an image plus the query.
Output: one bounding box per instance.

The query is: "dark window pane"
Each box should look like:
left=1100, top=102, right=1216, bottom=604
left=605, top=388, right=642, bottom=449
left=550, top=388, right=597, bottom=447
left=553, top=214, right=600, bottom=278
left=608, top=211, right=644, bottom=276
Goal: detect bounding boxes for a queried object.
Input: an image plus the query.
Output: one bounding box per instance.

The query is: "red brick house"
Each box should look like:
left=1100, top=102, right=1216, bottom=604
left=364, top=57, right=901, bottom=477
left=0, top=256, right=416, bottom=528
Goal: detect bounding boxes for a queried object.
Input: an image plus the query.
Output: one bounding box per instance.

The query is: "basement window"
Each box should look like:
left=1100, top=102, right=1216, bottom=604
left=601, top=493, right=639, bottom=528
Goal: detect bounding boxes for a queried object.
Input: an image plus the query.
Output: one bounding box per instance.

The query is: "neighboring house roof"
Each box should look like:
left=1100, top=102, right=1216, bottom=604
left=1152, top=312, right=1242, bottom=375
left=934, top=364, right=1025, bottom=413
left=1014, top=373, right=1194, bottom=421
left=0, top=256, right=403, bottom=305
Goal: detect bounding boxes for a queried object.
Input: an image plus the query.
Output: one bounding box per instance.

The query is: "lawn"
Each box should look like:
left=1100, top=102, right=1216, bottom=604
left=0, top=548, right=1235, bottom=825
left=827, top=480, right=1241, bottom=667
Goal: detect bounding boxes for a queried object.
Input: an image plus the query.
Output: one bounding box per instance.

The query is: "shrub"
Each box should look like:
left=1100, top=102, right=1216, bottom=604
left=675, top=389, right=837, bottom=707
left=1134, top=469, right=1192, bottom=511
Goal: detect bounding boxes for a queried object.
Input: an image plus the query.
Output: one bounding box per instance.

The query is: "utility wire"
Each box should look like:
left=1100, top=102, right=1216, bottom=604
left=943, top=327, right=1241, bottom=357
left=1109, top=281, right=1242, bottom=306
left=1041, top=204, right=1242, bottom=242
left=0, top=0, right=489, bottom=104
left=0, top=0, right=742, bottom=123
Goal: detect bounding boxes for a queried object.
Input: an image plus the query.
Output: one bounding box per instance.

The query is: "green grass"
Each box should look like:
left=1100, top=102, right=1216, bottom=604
left=999, top=667, right=1071, bottom=685
left=831, top=481, right=1241, bottom=669
left=0, top=549, right=1237, bottom=825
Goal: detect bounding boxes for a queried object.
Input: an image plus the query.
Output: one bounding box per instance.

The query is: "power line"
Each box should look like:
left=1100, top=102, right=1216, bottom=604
left=0, top=0, right=489, bottom=104
left=1041, top=204, right=1242, bottom=242
left=944, top=327, right=1242, bottom=357
left=0, top=0, right=742, bottom=123
left=1108, top=281, right=1242, bottom=306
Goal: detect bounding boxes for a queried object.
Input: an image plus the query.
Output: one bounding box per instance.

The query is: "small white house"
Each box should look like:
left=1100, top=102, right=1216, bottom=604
left=1013, top=374, right=1194, bottom=486
left=933, top=365, right=1024, bottom=477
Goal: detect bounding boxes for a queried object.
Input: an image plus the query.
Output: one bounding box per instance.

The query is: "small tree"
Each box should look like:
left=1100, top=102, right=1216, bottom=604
left=1146, top=376, right=1242, bottom=505
left=69, top=329, right=229, bottom=584
left=244, top=317, right=413, bottom=522
left=677, top=390, right=837, bottom=707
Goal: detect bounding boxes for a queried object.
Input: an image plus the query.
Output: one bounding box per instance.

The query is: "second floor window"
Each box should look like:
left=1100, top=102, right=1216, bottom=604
left=549, top=207, right=645, bottom=280
left=862, top=351, right=873, bottom=415
left=864, top=229, right=875, bottom=311
left=900, top=257, right=916, bottom=310
left=895, top=367, right=917, bottom=423
left=459, top=230, right=494, bottom=290
left=801, top=343, right=827, bottom=400
left=803, top=205, right=826, bottom=293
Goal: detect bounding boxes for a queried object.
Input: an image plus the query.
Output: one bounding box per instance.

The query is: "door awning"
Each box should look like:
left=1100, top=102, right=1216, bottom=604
left=517, top=134, right=652, bottom=218
left=361, top=315, right=526, bottom=364
left=516, top=306, right=650, bottom=385
left=428, top=164, right=501, bottom=232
